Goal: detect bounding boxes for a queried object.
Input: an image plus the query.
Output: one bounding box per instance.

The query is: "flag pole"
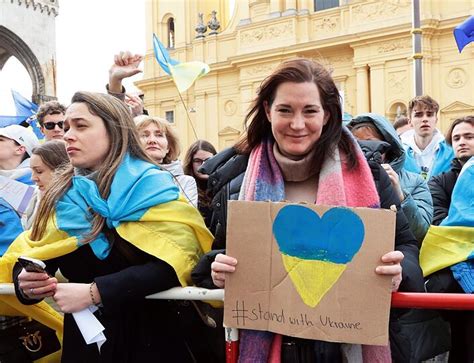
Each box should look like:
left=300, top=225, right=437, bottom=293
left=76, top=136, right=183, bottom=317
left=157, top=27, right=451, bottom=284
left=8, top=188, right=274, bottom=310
left=174, top=86, right=199, bottom=141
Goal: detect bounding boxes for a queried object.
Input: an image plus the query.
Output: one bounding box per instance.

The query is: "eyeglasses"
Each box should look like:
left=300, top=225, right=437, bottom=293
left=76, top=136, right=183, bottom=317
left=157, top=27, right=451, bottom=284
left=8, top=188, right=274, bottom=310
left=192, top=157, right=211, bottom=165
left=43, top=121, right=64, bottom=130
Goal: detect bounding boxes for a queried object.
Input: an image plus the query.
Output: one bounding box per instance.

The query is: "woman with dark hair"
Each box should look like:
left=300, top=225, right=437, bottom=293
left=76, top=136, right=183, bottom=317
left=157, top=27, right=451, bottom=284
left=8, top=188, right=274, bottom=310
left=24, top=140, right=69, bottom=229
left=194, top=59, right=424, bottom=362
left=183, top=140, right=217, bottom=226
left=1, top=91, right=212, bottom=362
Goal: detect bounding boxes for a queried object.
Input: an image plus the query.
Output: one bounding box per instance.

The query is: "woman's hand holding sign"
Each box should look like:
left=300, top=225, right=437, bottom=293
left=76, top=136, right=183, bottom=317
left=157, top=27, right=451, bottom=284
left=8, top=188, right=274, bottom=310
left=211, top=253, right=237, bottom=288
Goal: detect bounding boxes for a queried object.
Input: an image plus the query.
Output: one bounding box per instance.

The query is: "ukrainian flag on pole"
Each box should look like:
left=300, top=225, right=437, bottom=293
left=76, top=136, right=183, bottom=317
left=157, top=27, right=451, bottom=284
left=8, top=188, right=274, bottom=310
left=153, top=34, right=210, bottom=93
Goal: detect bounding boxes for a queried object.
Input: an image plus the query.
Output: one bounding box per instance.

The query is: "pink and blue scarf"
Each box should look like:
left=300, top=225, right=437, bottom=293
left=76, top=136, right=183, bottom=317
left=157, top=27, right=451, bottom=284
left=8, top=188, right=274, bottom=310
left=238, top=128, right=390, bottom=363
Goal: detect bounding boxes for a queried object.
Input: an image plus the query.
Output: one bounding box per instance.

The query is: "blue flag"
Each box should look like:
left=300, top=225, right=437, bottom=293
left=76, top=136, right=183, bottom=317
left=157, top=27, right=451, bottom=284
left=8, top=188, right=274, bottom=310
left=11, top=90, right=38, bottom=116
left=454, top=15, right=474, bottom=53
left=0, top=116, right=27, bottom=127
left=0, top=90, right=44, bottom=140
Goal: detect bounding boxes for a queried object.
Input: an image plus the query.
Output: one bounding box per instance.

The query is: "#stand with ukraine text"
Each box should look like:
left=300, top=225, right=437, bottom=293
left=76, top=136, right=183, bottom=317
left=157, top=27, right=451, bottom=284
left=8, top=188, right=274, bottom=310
left=224, top=201, right=395, bottom=345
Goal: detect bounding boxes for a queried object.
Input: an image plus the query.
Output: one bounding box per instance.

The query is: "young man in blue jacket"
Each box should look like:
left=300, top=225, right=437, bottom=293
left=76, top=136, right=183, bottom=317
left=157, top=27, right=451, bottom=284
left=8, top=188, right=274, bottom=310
left=401, top=95, right=454, bottom=180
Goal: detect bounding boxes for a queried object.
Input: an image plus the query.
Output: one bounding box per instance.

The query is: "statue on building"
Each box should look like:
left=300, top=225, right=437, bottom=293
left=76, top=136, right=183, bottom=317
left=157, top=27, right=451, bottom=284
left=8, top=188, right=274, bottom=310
left=208, top=10, right=221, bottom=35
left=195, top=13, right=207, bottom=39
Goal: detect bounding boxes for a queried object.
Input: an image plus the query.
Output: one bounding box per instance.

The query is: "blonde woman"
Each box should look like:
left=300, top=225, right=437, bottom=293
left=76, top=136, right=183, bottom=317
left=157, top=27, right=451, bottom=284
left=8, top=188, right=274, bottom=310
left=135, top=115, right=198, bottom=206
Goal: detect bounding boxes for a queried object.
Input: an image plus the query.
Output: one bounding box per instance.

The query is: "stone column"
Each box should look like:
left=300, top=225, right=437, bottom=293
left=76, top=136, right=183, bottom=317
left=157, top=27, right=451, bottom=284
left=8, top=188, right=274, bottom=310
left=355, top=65, right=370, bottom=114
left=270, top=0, right=282, bottom=15
left=283, top=0, right=297, bottom=15
left=369, top=62, right=386, bottom=115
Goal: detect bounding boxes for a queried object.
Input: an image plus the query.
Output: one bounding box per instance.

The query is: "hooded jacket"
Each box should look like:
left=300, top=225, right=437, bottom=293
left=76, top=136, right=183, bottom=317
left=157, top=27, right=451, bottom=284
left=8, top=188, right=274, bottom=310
left=161, top=160, right=198, bottom=207
left=401, top=129, right=454, bottom=179
left=348, top=113, right=433, bottom=243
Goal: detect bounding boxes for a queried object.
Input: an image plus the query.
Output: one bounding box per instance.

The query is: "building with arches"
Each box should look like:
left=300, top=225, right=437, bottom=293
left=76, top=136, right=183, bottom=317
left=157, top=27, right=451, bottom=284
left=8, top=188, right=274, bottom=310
left=0, top=0, right=59, bottom=104
left=137, top=0, right=474, bottom=150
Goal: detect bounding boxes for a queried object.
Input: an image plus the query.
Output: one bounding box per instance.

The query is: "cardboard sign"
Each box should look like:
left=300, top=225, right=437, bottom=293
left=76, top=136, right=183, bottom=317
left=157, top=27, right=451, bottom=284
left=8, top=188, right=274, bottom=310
left=223, top=201, right=396, bottom=345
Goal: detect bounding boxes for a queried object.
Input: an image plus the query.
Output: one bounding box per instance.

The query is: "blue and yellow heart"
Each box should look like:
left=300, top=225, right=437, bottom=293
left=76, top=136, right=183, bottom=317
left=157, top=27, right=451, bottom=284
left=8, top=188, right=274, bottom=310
left=273, top=205, right=365, bottom=307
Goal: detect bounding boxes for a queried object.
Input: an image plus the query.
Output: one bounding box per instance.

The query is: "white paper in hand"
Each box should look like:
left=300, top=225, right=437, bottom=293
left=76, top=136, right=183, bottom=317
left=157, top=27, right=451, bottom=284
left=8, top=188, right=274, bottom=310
left=72, top=306, right=106, bottom=351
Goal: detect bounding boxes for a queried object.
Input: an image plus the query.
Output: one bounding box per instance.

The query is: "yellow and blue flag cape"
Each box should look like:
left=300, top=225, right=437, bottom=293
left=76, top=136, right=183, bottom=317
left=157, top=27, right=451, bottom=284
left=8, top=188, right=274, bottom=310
left=420, top=157, right=474, bottom=291
left=0, top=153, right=213, bottom=332
left=153, top=34, right=210, bottom=93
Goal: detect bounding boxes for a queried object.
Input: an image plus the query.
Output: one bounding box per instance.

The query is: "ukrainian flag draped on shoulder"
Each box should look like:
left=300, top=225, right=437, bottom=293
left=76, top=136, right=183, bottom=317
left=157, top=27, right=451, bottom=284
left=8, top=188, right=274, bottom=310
left=0, top=153, right=213, bottom=330
left=420, top=157, right=474, bottom=292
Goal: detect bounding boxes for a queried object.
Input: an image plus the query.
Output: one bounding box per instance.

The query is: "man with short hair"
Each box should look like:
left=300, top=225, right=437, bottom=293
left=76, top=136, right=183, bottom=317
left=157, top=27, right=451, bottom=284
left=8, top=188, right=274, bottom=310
left=429, top=116, right=474, bottom=225
left=393, top=116, right=412, bottom=137
left=36, top=101, right=66, bottom=141
left=425, top=115, right=474, bottom=363
left=0, top=124, right=39, bottom=184
left=401, top=95, right=454, bottom=180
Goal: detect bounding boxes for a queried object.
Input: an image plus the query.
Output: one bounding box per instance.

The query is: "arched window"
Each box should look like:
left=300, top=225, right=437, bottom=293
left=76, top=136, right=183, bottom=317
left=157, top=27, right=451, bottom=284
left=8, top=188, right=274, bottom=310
left=167, top=18, right=175, bottom=49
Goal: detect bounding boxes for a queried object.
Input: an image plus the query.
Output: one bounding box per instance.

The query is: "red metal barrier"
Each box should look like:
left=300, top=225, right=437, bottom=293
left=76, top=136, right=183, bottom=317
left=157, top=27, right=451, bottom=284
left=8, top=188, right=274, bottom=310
left=391, top=292, right=474, bottom=310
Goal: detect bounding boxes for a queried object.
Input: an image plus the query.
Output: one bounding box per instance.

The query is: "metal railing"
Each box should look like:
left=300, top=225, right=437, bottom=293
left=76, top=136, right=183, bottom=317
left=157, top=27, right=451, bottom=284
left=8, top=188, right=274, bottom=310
left=2, top=284, right=474, bottom=363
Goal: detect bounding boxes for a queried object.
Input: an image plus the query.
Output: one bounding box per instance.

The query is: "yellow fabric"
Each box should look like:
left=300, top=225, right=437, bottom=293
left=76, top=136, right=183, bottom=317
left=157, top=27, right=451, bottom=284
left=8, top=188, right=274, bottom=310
left=420, top=225, right=474, bottom=277
left=169, top=61, right=210, bottom=93
left=0, top=196, right=213, bottom=337
left=117, top=197, right=213, bottom=286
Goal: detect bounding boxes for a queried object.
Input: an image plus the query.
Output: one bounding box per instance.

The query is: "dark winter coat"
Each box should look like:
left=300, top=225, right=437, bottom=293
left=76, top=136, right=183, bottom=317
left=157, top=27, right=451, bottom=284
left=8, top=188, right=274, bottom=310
left=13, top=229, right=195, bottom=363
left=428, top=158, right=463, bottom=226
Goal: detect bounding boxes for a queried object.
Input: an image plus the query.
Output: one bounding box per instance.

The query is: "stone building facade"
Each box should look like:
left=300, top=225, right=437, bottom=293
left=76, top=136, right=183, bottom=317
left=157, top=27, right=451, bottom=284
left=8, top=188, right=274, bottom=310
left=137, top=0, right=474, bottom=150
left=0, top=0, right=59, bottom=103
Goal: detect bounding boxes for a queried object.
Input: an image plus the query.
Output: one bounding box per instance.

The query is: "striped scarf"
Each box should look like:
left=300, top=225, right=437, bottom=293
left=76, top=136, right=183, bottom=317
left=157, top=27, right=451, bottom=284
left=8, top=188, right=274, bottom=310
left=238, top=129, right=390, bottom=363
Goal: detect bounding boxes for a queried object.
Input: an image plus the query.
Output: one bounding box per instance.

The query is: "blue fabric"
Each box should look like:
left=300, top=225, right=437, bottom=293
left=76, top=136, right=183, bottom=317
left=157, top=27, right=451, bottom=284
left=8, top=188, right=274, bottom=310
left=0, top=116, right=27, bottom=128
left=454, top=15, right=474, bottom=53
left=451, top=260, right=474, bottom=293
left=0, top=198, right=23, bottom=256
left=55, top=153, right=180, bottom=259
left=15, top=170, right=34, bottom=186
left=11, top=90, right=38, bottom=116
left=445, top=159, right=474, bottom=292
left=152, top=33, right=179, bottom=76
left=441, top=158, right=474, bottom=228
left=403, top=140, right=454, bottom=179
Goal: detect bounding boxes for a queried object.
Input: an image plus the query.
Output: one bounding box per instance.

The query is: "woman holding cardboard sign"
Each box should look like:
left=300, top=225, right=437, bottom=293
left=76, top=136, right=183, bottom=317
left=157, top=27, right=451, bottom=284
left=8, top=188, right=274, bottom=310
left=193, top=59, right=425, bottom=362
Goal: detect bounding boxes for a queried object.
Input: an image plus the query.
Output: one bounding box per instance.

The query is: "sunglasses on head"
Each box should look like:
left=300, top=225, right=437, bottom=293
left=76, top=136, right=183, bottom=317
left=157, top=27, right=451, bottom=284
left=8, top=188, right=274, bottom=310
left=43, top=121, right=64, bottom=130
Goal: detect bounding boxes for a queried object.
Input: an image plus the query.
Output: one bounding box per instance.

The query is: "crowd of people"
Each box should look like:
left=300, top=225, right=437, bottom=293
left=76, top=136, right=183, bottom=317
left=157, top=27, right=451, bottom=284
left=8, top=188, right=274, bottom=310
left=0, top=53, right=472, bottom=363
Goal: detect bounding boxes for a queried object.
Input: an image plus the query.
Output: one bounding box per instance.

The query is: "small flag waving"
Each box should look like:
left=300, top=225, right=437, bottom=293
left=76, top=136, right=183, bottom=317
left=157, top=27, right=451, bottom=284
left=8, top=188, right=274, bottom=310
left=11, top=90, right=43, bottom=140
left=0, top=90, right=39, bottom=129
left=153, top=34, right=210, bottom=93
left=453, top=15, right=474, bottom=53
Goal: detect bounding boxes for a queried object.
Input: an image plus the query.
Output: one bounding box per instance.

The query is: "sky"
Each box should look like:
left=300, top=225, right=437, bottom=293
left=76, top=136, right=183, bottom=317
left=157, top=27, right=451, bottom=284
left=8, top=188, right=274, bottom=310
left=0, top=0, right=146, bottom=116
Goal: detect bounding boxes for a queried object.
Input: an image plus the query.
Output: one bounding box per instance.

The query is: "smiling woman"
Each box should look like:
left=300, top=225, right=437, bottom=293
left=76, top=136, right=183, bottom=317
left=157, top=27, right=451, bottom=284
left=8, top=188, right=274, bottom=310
left=193, top=58, right=425, bottom=362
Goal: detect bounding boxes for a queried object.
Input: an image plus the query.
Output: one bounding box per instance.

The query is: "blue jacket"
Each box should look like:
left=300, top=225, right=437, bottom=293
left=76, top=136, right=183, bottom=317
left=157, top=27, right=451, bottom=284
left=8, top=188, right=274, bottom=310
left=403, top=138, right=454, bottom=180
left=0, top=198, right=23, bottom=256
left=349, top=113, right=433, bottom=242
